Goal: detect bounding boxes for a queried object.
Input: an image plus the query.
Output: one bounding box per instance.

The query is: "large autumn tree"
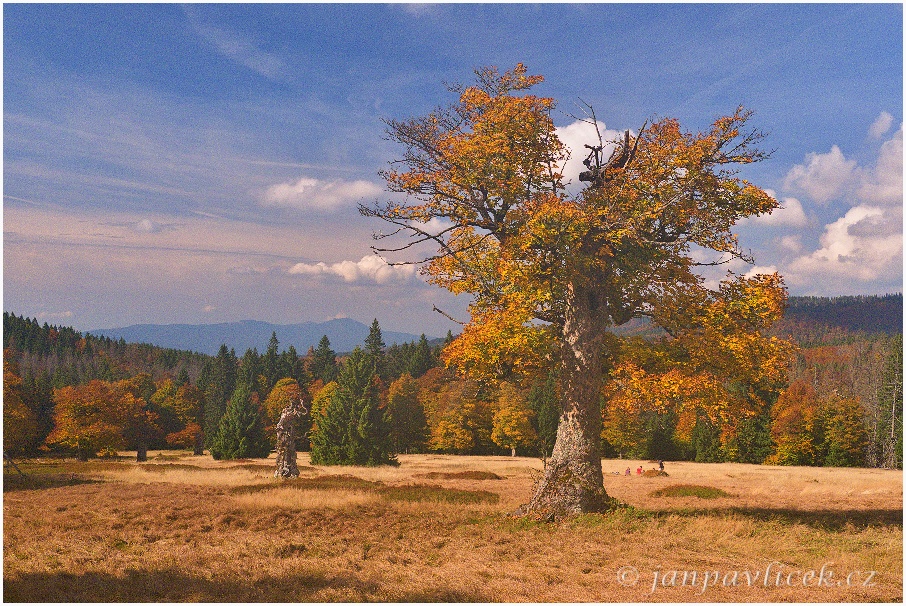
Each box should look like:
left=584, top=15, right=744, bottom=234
left=362, top=64, right=790, bottom=519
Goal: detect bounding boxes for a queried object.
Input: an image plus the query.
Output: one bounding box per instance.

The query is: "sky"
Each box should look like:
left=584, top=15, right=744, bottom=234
left=3, top=3, right=903, bottom=338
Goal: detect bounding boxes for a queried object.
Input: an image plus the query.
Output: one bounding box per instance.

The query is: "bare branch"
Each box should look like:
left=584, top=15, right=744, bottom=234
left=433, top=305, right=466, bottom=326
left=691, top=256, right=734, bottom=267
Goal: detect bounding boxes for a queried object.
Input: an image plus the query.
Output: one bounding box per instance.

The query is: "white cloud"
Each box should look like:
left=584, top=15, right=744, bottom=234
left=744, top=265, right=778, bottom=279
left=262, top=176, right=384, bottom=212
left=869, top=111, right=894, bottom=140
left=787, top=204, right=902, bottom=284
left=739, top=190, right=807, bottom=227
left=781, top=121, right=902, bottom=210
left=555, top=120, right=621, bottom=187
left=857, top=126, right=902, bottom=205
left=288, top=254, right=417, bottom=284
left=134, top=219, right=162, bottom=233
left=778, top=235, right=803, bottom=253
left=783, top=145, right=857, bottom=204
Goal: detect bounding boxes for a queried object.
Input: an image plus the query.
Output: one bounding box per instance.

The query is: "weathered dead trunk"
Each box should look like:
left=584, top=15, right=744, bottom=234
left=517, top=282, right=615, bottom=520
left=274, top=399, right=307, bottom=478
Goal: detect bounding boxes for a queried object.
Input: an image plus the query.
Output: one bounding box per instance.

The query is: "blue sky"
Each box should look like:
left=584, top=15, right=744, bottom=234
left=4, top=4, right=902, bottom=337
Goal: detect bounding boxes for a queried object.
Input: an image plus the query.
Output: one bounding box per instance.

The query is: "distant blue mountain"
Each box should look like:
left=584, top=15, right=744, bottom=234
left=89, top=318, right=437, bottom=356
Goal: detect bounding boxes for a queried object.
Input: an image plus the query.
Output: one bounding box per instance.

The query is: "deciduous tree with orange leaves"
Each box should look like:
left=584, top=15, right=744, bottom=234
left=3, top=353, right=39, bottom=456
left=47, top=380, right=150, bottom=461
left=362, top=63, right=791, bottom=519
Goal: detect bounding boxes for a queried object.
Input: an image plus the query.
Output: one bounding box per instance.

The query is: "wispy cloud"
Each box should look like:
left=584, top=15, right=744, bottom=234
left=183, top=8, right=286, bottom=80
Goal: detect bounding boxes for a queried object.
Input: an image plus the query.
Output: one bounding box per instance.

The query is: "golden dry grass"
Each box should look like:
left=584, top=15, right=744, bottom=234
left=3, top=452, right=902, bottom=602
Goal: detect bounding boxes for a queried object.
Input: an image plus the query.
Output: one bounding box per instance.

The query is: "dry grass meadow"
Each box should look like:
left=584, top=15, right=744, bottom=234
left=3, top=452, right=902, bottom=602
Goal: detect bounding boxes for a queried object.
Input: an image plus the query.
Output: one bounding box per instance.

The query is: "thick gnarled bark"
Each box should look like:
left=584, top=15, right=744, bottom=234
left=274, top=400, right=306, bottom=478
left=517, top=283, right=615, bottom=520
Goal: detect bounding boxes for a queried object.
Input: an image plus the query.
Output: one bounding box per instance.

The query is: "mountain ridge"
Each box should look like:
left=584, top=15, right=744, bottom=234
left=89, top=317, right=439, bottom=356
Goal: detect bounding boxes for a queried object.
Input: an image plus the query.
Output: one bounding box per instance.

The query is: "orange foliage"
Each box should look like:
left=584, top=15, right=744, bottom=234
left=371, top=64, right=794, bottom=462
left=3, top=353, right=39, bottom=454
left=47, top=381, right=141, bottom=459
left=263, top=378, right=303, bottom=426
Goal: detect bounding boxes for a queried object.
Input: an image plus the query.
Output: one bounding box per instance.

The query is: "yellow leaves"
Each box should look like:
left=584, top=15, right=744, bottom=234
left=425, top=378, right=492, bottom=453
left=651, top=272, right=795, bottom=392
left=263, top=378, right=303, bottom=426
left=490, top=382, right=537, bottom=451
left=309, top=381, right=338, bottom=431
left=605, top=362, right=733, bottom=419
left=441, top=300, right=556, bottom=384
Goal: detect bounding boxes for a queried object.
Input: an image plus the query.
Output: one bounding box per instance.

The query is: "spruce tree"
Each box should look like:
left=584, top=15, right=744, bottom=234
left=238, top=348, right=261, bottom=395
left=527, top=371, right=559, bottom=458
left=310, top=335, right=338, bottom=384
left=308, top=383, right=347, bottom=465
left=387, top=373, right=428, bottom=454
left=364, top=319, right=386, bottom=380
left=203, top=345, right=237, bottom=449
left=263, top=332, right=280, bottom=395
left=209, top=383, right=271, bottom=460
left=175, top=367, right=191, bottom=388
left=406, top=334, right=434, bottom=378
left=309, top=348, right=397, bottom=466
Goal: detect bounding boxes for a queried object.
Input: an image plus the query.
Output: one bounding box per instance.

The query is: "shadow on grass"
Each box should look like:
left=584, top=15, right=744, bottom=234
left=658, top=506, right=903, bottom=531
left=3, top=473, right=102, bottom=493
left=3, top=568, right=488, bottom=602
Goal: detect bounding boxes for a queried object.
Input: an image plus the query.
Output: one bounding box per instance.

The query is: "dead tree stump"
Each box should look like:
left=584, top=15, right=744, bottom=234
left=274, top=399, right=307, bottom=478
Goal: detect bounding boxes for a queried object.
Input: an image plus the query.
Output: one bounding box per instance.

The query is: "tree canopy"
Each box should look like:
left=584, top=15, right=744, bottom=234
left=363, top=63, right=793, bottom=518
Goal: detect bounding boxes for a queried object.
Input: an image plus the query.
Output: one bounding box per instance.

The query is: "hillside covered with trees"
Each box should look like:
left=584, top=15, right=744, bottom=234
left=4, top=294, right=902, bottom=469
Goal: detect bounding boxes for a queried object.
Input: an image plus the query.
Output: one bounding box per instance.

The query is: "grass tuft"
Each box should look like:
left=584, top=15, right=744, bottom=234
left=140, top=463, right=203, bottom=472
left=381, top=484, right=499, bottom=504
left=650, top=483, right=735, bottom=499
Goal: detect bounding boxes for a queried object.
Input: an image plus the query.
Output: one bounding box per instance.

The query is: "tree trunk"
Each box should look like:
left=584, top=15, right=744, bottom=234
left=193, top=432, right=204, bottom=456
left=136, top=443, right=147, bottom=462
left=274, top=400, right=305, bottom=478
left=517, top=282, right=615, bottom=520
left=511, top=447, right=516, bottom=457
